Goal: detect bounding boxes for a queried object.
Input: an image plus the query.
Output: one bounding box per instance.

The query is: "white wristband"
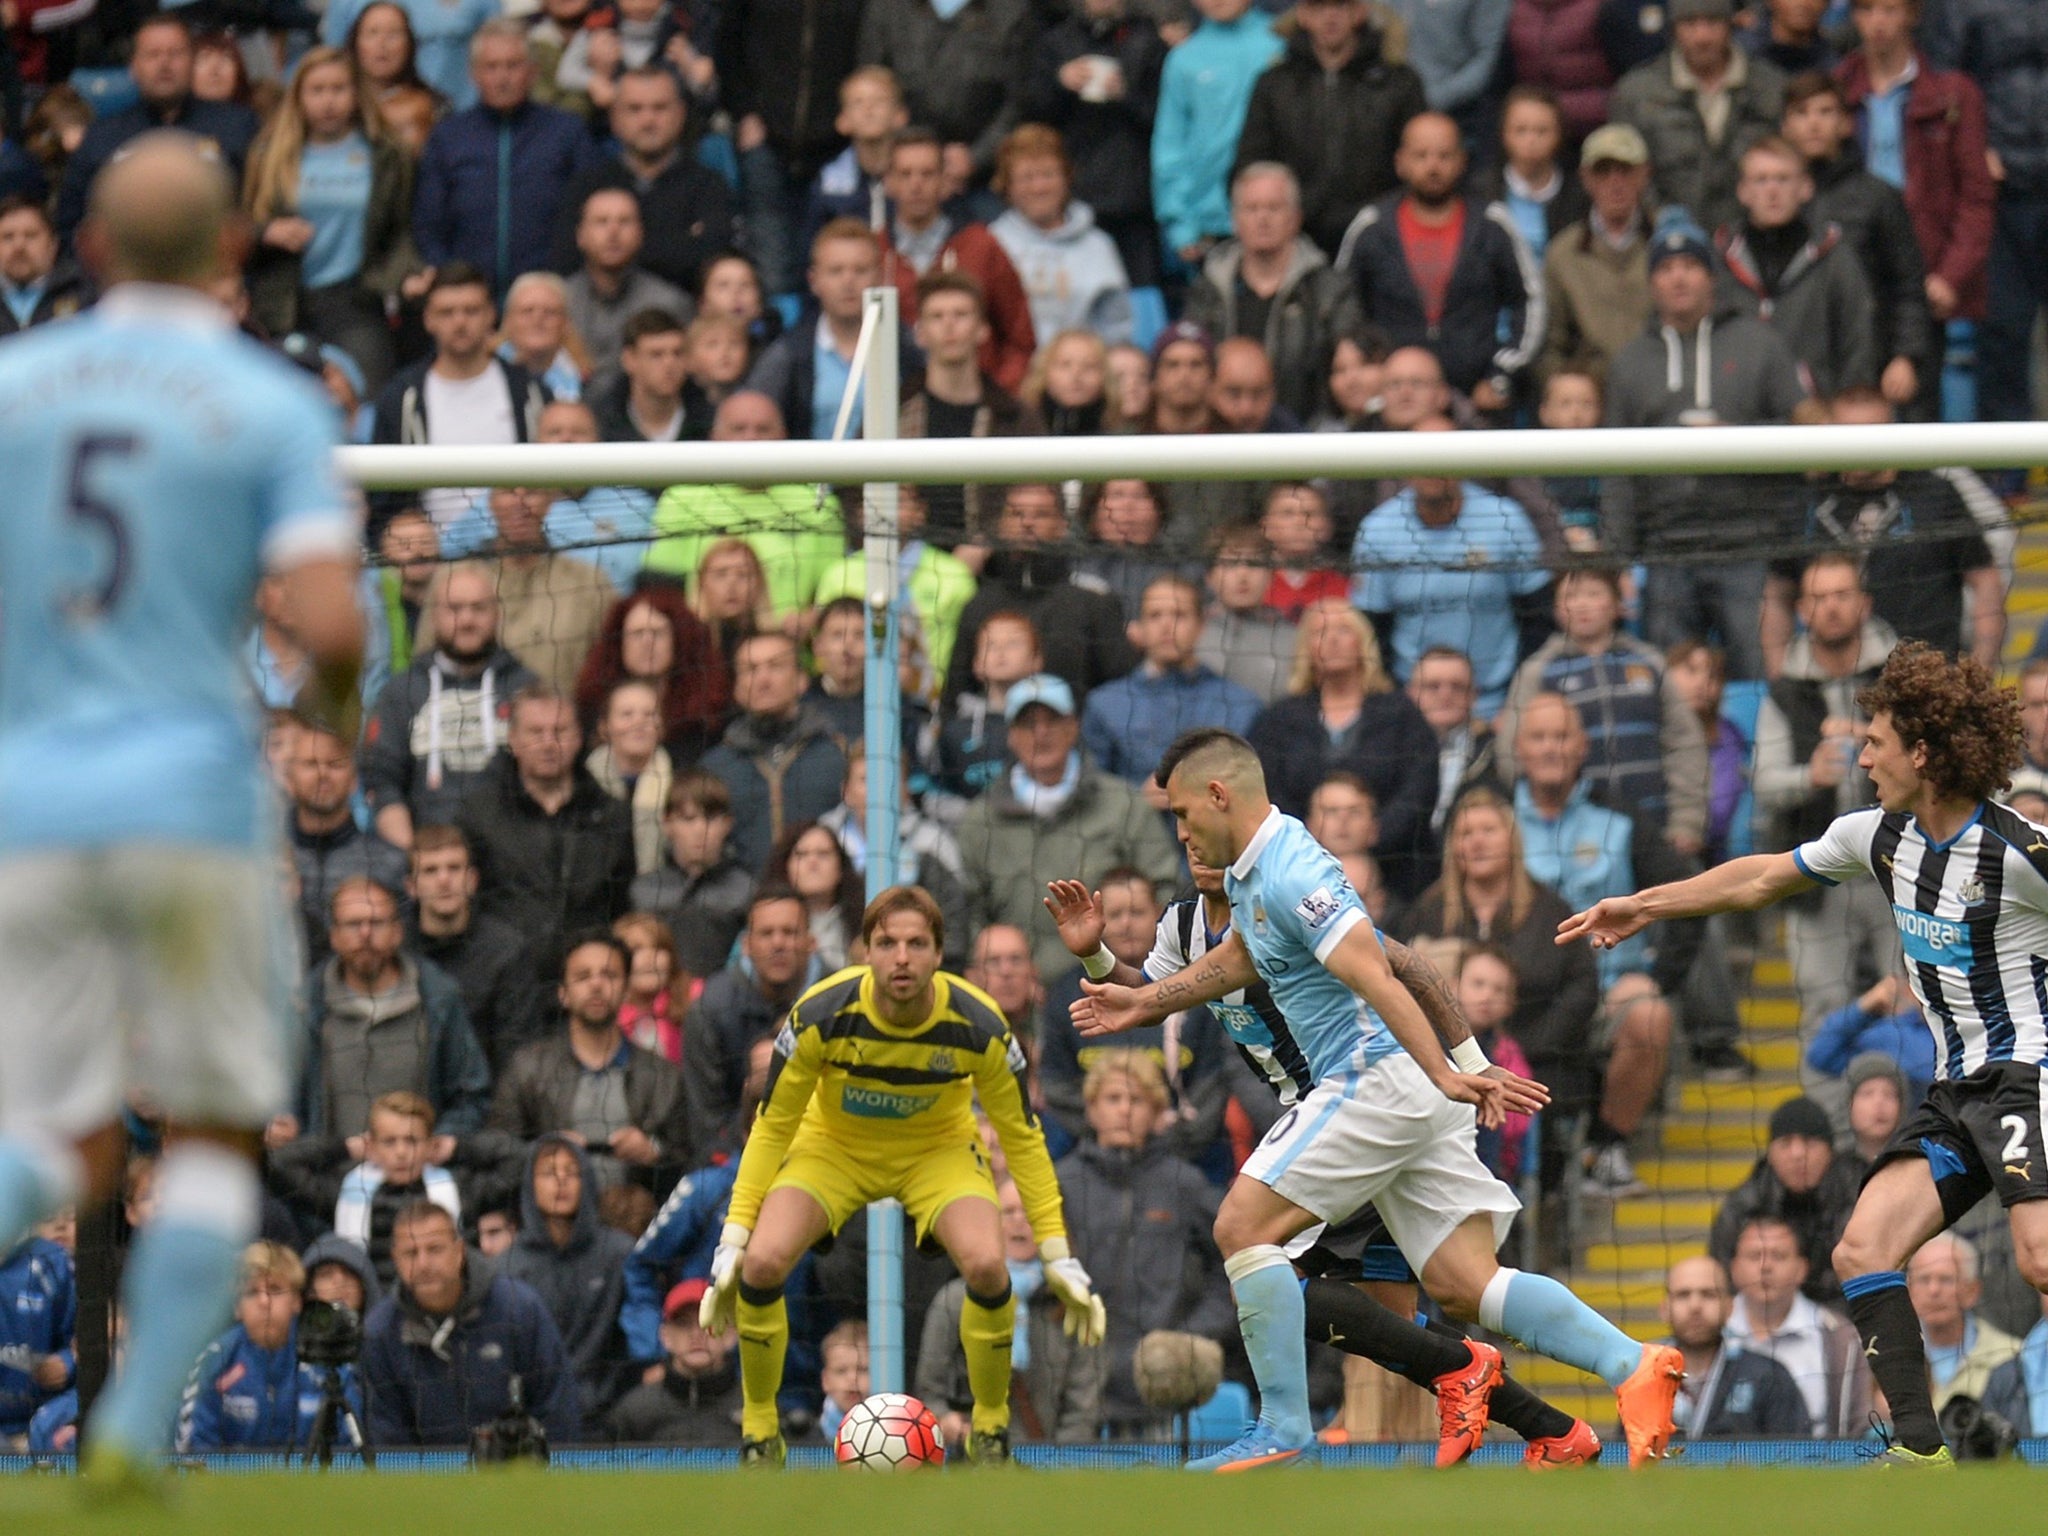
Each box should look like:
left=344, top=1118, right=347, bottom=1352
left=1450, top=1038, right=1490, bottom=1074
left=1081, top=944, right=1117, bottom=981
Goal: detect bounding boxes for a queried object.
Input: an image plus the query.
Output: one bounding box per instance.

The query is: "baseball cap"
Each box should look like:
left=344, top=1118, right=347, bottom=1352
left=1648, top=212, right=1715, bottom=275
left=663, top=1279, right=709, bottom=1320
left=1150, top=319, right=1214, bottom=367
left=1004, top=673, right=1077, bottom=723
left=1580, top=123, right=1648, bottom=169
left=1768, top=1096, right=1834, bottom=1144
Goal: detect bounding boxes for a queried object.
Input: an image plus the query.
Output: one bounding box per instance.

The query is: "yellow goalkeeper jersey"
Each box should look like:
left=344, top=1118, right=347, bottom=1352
left=727, top=964, right=1068, bottom=1243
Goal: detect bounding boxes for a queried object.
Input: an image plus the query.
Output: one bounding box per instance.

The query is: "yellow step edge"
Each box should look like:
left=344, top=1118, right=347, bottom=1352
left=1660, top=1121, right=1773, bottom=1152
left=1752, top=958, right=1792, bottom=988
left=1610, top=1197, right=1718, bottom=1232
left=1582, top=1240, right=1706, bottom=1272
left=1677, top=1079, right=1804, bottom=1114
left=1738, top=997, right=1800, bottom=1028
left=1637, top=1156, right=1755, bottom=1192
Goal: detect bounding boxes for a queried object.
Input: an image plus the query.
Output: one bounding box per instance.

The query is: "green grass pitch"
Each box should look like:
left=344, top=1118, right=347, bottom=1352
left=1, top=1464, right=2035, bottom=1536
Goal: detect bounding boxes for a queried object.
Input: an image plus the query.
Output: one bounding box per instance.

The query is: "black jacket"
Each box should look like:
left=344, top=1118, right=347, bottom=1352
left=289, top=815, right=409, bottom=965
left=856, top=0, right=1035, bottom=175
left=1024, top=9, right=1167, bottom=228
left=499, top=1135, right=636, bottom=1426
left=712, top=0, right=866, bottom=181
left=682, top=964, right=808, bottom=1148
left=608, top=1358, right=743, bottom=1444
left=56, top=95, right=260, bottom=240
left=1335, top=192, right=1543, bottom=396
left=1246, top=688, right=1442, bottom=897
left=1232, top=29, right=1429, bottom=262
left=0, top=258, right=89, bottom=336
left=697, top=707, right=847, bottom=876
left=1469, top=165, right=1592, bottom=248
left=630, top=855, right=756, bottom=978
left=1715, top=215, right=1877, bottom=396
left=407, top=910, right=553, bottom=1072
left=359, top=645, right=539, bottom=830
left=547, top=153, right=736, bottom=294
left=1681, top=1345, right=1813, bottom=1439
left=455, top=751, right=638, bottom=981
left=744, top=310, right=920, bottom=441
left=1807, top=145, right=1937, bottom=369
left=488, top=1031, right=694, bottom=1178
left=1707, top=1152, right=1863, bottom=1308
left=942, top=548, right=1139, bottom=704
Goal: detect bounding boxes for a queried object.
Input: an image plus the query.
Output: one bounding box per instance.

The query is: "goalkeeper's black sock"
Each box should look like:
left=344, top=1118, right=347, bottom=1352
left=1844, top=1270, right=1943, bottom=1454
left=1421, top=1318, right=1576, bottom=1442
left=1301, top=1278, right=1470, bottom=1380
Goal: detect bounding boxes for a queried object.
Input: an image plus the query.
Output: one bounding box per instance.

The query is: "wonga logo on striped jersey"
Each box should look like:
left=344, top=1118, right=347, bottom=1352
left=1895, top=906, right=1972, bottom=968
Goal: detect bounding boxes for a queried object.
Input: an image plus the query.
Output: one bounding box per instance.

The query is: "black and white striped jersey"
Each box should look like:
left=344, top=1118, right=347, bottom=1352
left=1794, top=801, right=2048, bottom=1079
left=1143, top=896, right=1315, bottom=1106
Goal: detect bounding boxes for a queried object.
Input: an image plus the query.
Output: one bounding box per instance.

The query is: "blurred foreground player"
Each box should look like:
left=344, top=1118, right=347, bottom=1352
left=1560, top=643, right=2048, bottom=1466
left=698, top=886, right=1106, bottom=1467
left=0, top=132, right=364, bottom=1488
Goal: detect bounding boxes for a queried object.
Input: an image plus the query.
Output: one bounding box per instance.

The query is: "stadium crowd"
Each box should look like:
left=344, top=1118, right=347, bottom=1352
left=4, top=0, right=2048, bottom=1459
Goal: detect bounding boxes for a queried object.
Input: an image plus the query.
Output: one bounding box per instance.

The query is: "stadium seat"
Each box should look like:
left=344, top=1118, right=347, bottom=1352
left=1183, top=1381, right=1253, bottom=1441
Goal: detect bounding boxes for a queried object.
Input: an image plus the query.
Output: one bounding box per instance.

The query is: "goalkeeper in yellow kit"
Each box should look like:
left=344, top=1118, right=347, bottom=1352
left=699, top=884, right=1107, bottom=1465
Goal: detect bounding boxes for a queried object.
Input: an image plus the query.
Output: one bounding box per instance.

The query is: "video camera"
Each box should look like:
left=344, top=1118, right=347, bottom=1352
left=297, top=1298, right=362, bottom=1369
left=470, top=1375, right=550, bottom=1466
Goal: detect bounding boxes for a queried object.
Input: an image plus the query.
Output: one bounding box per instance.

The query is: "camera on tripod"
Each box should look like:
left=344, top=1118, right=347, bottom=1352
left=470, top=1375, right=550, bottom=1466
left=295, top=1299, right=372, bottom=1468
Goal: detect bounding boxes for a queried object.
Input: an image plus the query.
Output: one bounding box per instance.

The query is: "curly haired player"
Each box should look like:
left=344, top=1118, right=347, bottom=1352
left=1560, top=642, right=2046, bottom=1466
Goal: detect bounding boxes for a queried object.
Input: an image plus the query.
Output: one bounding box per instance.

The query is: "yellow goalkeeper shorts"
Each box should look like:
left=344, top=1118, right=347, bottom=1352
left=768, top=1120, right=998, bottom=1246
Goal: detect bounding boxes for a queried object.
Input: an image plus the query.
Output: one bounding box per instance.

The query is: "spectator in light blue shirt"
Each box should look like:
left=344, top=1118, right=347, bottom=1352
left=1352, top=417, right=1550, bottom=717
left=1082, top=574, right=1262, bottom=787
left=532, top=399, right=657, bottom=592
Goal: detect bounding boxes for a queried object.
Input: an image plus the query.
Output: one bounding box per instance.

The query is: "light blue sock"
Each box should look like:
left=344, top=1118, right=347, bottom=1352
left=87, top=1146, right=254, bottom=1456
left=1225, top=1246, right=1311, bottom=1443
left=0, top=1136, right=71, bottom=1258
left=1483, top=1267, right=1641, bottom=1388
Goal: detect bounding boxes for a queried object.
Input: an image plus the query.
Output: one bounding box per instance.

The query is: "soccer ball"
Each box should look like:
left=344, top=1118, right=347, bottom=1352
left=834, top=1392, right=946, bottom=1469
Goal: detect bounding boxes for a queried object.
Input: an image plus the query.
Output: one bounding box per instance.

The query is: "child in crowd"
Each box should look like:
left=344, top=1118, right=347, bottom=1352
left=0, top=1209, right=74, bottom=1446
left=1194, top=522, right=1296, bottom=704
left=927, top=610, right=1045, bottom=814
left=332, top=1092, right=462, bottom=1288
left=1260, top=481, right=1347, bottom=621
left=527, top=0, right=595, bottom=112
left=1318, top=327, right=1390, bottom=429
left=1026, top=329, right=1117, bottom=438
left=685, top=313, right=751, bottom=419
left=1485, top=86, right=1581, bottom=265
left=556, top=0, right=673, bottom=114
left=805, top=67, right=908, bottom=246
left=1665, top=640, right=1748, bottom=863
left=1077, top=479, right=1194, bottom=621
left=818, top=1320, right=871, bottom=1442
left=1537, top=370, right=1605, bottom=551
left=697, top=253, right=781, bottom=360
left=615, top=910, right=687, bottom=1064
left=1105, top=342, right=1151, bottom=430
left=632, top=769, right=756, bottom=979
left=1456, top=946, right=1534, bottom=1185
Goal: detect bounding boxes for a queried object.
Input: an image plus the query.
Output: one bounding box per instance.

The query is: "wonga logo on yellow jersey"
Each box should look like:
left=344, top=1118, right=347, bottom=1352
left=841, top=1085, right=933, bottom=1118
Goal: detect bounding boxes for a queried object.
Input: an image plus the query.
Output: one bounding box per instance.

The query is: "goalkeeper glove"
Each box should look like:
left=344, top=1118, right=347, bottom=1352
left=700, top=1221, right=751, bottom=1336
left=1038, top=1237, right=1107, bottom=1346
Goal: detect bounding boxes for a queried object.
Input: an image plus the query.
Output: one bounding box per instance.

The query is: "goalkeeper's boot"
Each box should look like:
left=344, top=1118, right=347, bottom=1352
left=740, top=1433, right=788, bottom=1469
left=1876, top=1444, right=1955, bottom=1469
left=1186, top=1421, right=1312, bottom=1474
left=77, top=1439, right=168, bottom=1507
left=966, top=1427, right=1013, bottom=1466
left=1523, top=1418, right=1602, bottom=1470
left=1432, top=1339, right=1502, bottom=1467
left=1614, top=1344, right=1684, bottom=1469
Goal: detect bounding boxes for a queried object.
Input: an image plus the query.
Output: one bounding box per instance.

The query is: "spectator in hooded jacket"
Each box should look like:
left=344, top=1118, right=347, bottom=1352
left=1183, top=163, right=1345, bottom=424
left=1023, top=0, right=1168, bottom=285
left=1334, top=112, right=1542, bottom=413
left=1838, top=0, right=1993, bottom=400
left=1232, top=0, right=1427, bottom=261
left=361, top=1200, right=580, bottom=1446
left=412, top=21, right=595, bottom=299
left=1152, top=0, right=1285, bottom=264
left=1608, top=0, right=1787, bottom=236
left=1781, top=72, right=1935, bottom=413
left=1714, top=134, right=1877, bottom=395
left=457, top=687, right=638, bottom=979
left=1054, top=1054, right=1232, bottom=1433
left=989, top=125, right=1134, bottom=351
left=500, top=1134, right=635, bottom=1428
left=878, top=129, right=1037, bottom=393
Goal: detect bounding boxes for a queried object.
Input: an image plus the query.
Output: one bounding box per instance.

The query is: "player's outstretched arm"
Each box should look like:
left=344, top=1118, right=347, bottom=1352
left=1555, top=852, right=1813, bottom=951
left=1045, top=879, right=1147, bottom=988
left=1072, top=931, right=1258, bottom=1037
left=1382, top=935, right=1549, bottom=1121
left=1321, top=923, right=1511, bottom=1129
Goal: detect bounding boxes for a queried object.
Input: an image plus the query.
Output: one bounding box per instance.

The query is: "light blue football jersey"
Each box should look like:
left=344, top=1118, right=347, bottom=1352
left=0, top=286, right=358, bottom=854
left=1223, top=807, right=1401, bottom=1084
